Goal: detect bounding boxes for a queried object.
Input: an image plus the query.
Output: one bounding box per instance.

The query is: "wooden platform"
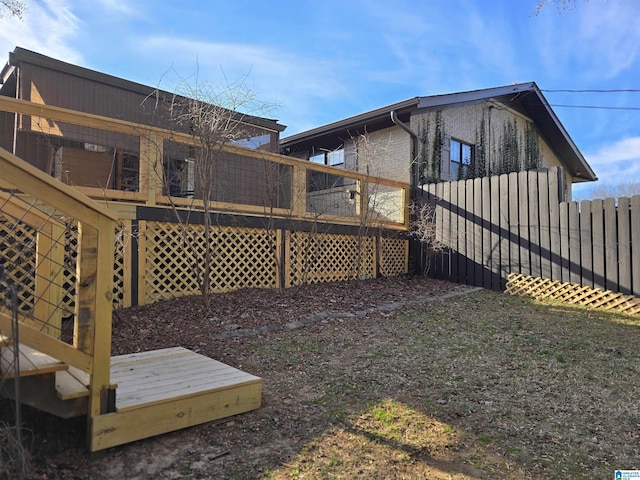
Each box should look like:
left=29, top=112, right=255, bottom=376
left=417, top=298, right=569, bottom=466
left=1, top=344, right=262, bottom=451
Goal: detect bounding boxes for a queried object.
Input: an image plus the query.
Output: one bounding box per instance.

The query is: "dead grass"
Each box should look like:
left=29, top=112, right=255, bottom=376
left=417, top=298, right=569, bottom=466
left=252, top=291, right=640, bottom=479
left=3, top=281, right=639, bottom=479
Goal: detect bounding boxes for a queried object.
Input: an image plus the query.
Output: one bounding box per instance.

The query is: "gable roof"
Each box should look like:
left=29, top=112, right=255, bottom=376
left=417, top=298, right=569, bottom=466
left=282, top=82, right=596, bottom=182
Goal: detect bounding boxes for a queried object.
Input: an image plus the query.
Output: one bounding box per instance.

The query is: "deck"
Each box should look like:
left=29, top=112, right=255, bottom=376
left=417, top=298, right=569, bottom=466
left=1, top=345, right=262, bottom=451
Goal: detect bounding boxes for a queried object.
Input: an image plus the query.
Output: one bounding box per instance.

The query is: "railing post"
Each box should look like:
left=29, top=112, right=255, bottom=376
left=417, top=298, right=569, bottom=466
left=292, top=164, right=306, bottom=219
left=140, top=131, right=163, bottom=205
left=357, top=177, right=369, bottom=222
left=75, top=216, right=116, bottom=419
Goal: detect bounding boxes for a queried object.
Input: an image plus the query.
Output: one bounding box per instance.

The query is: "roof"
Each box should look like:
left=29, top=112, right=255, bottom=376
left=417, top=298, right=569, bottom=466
left=281, top=82, right=596, bottom=182
left=1, top=47, right=286, bottom=133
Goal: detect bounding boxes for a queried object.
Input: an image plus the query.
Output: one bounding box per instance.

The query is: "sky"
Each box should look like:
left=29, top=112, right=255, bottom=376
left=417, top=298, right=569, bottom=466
left=0, top=0, right=639, bottom=198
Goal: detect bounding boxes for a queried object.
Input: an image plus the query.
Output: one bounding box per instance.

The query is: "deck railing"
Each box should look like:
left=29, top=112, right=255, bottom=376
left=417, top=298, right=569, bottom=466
left=0, top=145, right=117, bottom=418
left=0, top=96, right=409, bottom=230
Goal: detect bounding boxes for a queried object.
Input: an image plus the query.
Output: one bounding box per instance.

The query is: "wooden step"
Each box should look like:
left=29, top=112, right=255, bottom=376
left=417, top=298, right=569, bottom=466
left=90, top=347, right=262, bottom=451
left=0, top=343, right=67, bottom=379
left=55, top=366, right=90, bottom=400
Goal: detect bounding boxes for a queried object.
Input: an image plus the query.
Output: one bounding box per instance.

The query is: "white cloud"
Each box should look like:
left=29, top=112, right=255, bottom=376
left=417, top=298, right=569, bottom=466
left=585, top=136, right=640, bottom=182
left=0, top=0, right=81, bottom=64
left=94, top=0, right=139, bottom=16
left=534, top=0, right=640, bottom=82
left=136, top=36, right=352, bottom=134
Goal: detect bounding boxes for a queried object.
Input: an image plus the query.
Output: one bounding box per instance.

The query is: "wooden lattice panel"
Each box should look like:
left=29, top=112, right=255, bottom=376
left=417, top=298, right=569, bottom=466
left=0, top=211, right=37, bottom=313
left=379, top=237, right=408, bottom=277
left=0, top=202, right=78, bottom=337
left=112, top=223, right=129, bottom=309
left=60, top=225, right=78, bottom=319
left=287, top=232, right=374, bottom=286
left=506, top=273, right=640, bottom=316
left=144, top=222, right=278, bottom=303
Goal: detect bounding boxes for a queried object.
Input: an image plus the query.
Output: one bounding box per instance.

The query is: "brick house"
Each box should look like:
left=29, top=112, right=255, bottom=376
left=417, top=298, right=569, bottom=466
left=280, top=83, right=597, bottom=200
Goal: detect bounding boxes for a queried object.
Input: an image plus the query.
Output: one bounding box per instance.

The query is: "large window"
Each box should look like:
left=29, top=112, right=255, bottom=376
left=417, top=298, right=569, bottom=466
left=309, top=147, right=345, bottom=168
left=450, top=139, right=473, bottom=180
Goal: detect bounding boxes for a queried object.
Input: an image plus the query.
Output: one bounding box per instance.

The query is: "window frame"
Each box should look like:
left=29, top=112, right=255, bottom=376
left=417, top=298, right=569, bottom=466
left=450, top=138, right=473, bottom=180
left=309, top=147, right=345, bottom=168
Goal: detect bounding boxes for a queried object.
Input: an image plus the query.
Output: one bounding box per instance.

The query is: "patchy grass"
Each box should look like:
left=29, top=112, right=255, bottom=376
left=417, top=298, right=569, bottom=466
left=4, top=283, right=639, bottom=479
left=254, top=291, right=640, bottom=479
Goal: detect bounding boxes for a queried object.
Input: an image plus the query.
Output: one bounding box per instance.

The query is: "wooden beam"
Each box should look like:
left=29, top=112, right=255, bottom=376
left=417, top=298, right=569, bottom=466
left=0, top=147, right=118, bottom=227
left=89, top=381, right=261, bottom=451
left=0, top=312, right=93, bottom=373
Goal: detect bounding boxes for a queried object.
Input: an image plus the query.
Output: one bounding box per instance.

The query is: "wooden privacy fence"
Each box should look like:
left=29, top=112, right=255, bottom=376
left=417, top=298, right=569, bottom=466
left=423, top=167, right=640, bottom=305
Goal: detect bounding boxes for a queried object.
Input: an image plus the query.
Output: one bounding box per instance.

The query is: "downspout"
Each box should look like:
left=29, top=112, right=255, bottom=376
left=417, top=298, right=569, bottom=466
left=390, top=110, right=419, bottom=197
left=391, top=110, right=424, bottom=276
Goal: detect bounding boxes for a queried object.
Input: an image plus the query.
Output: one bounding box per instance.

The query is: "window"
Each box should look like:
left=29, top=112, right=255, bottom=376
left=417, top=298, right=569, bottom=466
left=450, top=139, right=473, bottom=180
left=309, top=147, right=345, bottom=168
left=231, top=133, right=272, bottom=150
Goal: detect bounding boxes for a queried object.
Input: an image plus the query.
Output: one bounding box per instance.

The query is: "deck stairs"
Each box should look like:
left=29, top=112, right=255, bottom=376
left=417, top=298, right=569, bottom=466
left=1, top=336, right=262, bottom=450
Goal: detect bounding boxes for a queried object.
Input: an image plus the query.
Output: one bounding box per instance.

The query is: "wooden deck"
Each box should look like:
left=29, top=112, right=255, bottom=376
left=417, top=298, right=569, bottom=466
left=1, top=345, right=262, bottom=451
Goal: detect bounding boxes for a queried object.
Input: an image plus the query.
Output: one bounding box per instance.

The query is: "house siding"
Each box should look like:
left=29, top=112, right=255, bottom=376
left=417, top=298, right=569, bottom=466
left=356, top=125, right=411, bottom=184
left=410, top=101, right=569, bottom=194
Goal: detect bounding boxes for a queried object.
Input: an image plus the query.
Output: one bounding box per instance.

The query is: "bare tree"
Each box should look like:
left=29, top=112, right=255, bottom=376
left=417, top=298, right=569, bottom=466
left=575, top=179, right=640, bottom=201
left=152, top=75, right=275, bottom=308
left=0, top=0, right=25, bottom=18
left=409, top=202, right=450, bottom=276
left=534, top=0, right=586, bottom=15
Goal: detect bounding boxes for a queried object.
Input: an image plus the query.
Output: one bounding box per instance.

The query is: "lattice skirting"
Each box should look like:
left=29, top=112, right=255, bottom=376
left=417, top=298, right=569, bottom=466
left=506, top=273, right=640, bottom=316
left=287, top=231, right=375, bottom=286
left=144, top=222, right=279, bottom=304
left=379, top=237, right=408, bottom=277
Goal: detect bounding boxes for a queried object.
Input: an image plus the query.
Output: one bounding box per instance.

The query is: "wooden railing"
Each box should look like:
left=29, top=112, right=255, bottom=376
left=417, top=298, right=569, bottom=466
left=0, top=96, right=410, bottom=230
left=0, top=145, right=117, bottom=417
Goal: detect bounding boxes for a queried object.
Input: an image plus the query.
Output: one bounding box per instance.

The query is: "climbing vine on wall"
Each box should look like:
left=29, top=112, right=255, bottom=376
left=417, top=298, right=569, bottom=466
left=417, top=117, right=430, bottom=185
left=497, top=118, right=520, bottom=175
left=524, top=123, right=541, bottom=170
left=472, top=115, right=487, bottom=179
left=417, top=111, right=443, bottom=185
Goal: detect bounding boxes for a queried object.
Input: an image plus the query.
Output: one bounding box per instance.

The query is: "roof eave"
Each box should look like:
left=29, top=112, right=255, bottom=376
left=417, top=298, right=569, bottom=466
left=281, top=97, right=419, bottom=145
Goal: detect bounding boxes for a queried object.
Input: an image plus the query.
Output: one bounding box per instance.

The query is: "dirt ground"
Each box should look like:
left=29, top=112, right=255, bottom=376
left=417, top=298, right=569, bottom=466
left=2, top=275, right=639, bottom=479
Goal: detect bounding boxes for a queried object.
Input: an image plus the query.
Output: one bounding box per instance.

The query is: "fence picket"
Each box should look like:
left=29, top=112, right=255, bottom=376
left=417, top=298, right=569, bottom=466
left=508, top=173, right=520, bottom=275
left=481, top=176, right=492, bottom=288
left=617, top=197, right=631, bottom=295
left=580, top=200, right=593, bottom=288
left=631, top=196, right=640, bottom=296
left=568, top=201, right=581, bottom=285
left=528, top=172, right=541, bottom=278
left=538, top=169, right=552, bottom=280
left=518, top=172, right=531, bottom=275
left=457, top=180, right=467, bottom=284
left=591, top=199, right=605, bottom=290
left=498, top=173, right=510, bottom=288
left=548, top=168, right=562, bottom=282
left=559, top=202, right=570, bottom=283
left=604, top=198, right=618, bottom=291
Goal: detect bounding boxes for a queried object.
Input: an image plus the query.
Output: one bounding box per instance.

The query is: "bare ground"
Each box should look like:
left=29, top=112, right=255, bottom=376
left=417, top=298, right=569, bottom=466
left=2, top=275, right=639, bottom=479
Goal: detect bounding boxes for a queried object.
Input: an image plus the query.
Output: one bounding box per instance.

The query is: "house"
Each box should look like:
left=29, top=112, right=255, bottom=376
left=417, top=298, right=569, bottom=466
left=280, top=82, right=597, bottom=200
left=0, top=46, right=286, bottom=196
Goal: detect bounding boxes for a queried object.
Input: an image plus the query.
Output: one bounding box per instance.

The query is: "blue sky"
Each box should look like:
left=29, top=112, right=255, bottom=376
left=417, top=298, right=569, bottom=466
left=1, top=0, right=639, bottom=197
